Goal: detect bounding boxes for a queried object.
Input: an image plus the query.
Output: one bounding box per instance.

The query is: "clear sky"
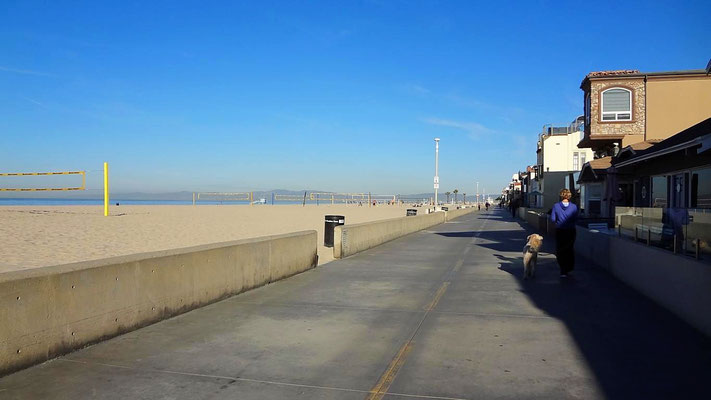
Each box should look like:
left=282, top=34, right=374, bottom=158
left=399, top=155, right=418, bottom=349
left=1, top=0, right=709, bottom=195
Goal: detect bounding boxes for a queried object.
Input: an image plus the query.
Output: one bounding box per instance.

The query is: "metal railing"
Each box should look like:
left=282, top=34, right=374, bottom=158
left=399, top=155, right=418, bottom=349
left=615, top=206, right=711, bottom=260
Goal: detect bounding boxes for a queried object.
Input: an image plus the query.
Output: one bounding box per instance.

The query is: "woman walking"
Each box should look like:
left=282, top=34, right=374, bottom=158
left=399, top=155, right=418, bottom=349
left=550, top=189, right=578, bottom=277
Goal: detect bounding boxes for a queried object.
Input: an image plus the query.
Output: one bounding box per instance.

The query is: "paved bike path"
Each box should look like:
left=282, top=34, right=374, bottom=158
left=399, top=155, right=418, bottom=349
left=1, top=210, right=710, bottom=399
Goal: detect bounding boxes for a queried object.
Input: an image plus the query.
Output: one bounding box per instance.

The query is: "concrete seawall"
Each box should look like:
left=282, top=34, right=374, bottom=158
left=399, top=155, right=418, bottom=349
left=0, top=230, right=318, bottom=376
left=444, top=207, right=476, bottom=222
left=575, top=227, right=711, bottom=337
left=334, top=208, right=476, bottom=259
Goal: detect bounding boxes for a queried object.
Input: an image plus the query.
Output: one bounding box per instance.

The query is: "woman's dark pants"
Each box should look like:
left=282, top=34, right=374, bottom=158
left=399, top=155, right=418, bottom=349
left=555, top=228, right=577, bottom=274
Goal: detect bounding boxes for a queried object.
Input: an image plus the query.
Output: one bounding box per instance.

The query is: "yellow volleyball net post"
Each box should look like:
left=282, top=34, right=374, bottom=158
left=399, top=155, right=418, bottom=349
left=0, top=166, right=111, bottom=215
left=103, top=162, right=109, bottom=216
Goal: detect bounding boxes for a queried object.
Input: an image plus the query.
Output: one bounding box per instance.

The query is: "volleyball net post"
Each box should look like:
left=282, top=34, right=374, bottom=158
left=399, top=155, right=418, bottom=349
left=103, top=162, right=109, bottom=217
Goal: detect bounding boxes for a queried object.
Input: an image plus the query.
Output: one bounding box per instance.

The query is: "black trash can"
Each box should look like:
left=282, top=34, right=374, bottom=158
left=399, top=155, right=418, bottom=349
left=324, top=215, right=345, bottom=247
left=406, top=209, right=417, bottom=216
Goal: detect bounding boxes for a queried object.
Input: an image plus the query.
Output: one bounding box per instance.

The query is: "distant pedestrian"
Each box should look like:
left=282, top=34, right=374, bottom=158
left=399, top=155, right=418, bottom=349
left=510, top=198, right=519, bottom=218
left=550, top=189, right=579, bottom=277
left=485, top=202, right=490, bottom=211
left=478, top=204, right=481, bottom=210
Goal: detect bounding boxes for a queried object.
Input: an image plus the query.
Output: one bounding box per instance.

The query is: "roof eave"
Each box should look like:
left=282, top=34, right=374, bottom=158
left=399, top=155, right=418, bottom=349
left=615, top=133, right=711, bottom=168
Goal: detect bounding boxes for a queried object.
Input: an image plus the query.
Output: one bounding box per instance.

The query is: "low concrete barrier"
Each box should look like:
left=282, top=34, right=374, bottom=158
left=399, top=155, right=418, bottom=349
left=516, top=207, right=550, bottom=233
left=0, top=231, right=318, bottom=376
left=575, top=227, right=711, bottom=337
left=444, top=207, right=476, bottom=221
left=333, top=208, right=476, bottom=259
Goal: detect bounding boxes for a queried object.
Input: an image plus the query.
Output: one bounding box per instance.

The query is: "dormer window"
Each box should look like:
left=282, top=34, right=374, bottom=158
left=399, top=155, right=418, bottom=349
left=601, top=88, right=632, bottom=121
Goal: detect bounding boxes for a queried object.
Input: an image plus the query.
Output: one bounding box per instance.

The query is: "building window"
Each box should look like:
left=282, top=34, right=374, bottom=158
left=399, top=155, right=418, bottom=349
left=587, top=183, right=602, bottom=215
left=601, top=88, right=632, bottom=121
left=691, top=168, right=711, bottom=208
left=584, top=92, right=591, bottom=126
left=581, top=152, right=586, bottom=165
left=651, top=175, right=668, bottom=208
left=573, top=152, right=579, bottom=170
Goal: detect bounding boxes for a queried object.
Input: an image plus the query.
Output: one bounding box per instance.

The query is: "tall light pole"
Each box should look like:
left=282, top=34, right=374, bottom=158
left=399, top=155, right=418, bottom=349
left=434, top=138, right=440, bottom=207
left=476, top=181, right=479, bottom=205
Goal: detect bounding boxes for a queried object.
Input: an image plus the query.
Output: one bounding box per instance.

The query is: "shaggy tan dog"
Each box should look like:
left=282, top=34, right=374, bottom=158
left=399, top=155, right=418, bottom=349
left=523, top=234, right=543, bottom=279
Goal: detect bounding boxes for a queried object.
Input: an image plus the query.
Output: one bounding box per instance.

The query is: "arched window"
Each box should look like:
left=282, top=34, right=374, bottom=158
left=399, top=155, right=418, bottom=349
left=601, top=88, right=632, bottom=121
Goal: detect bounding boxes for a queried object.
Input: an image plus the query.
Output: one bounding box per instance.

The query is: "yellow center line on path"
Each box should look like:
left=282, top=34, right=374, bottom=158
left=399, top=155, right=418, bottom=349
left=425, top=282, right=450, bottom=311
left=367, top=286, right=452, bottom=400
left=365, top=215, right=489, bottom=400
left=365, top=342, right=415, bottom=400
left=56, top=358, right=468, bottom=400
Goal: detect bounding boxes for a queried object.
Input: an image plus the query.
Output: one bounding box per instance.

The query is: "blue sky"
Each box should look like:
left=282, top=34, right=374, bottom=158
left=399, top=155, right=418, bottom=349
left=1, top=0, right=709, bottom=195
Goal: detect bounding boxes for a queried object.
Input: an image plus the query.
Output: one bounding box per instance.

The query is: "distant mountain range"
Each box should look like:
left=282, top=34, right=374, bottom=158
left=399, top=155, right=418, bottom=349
left=0, top=190, right=469, bottom=201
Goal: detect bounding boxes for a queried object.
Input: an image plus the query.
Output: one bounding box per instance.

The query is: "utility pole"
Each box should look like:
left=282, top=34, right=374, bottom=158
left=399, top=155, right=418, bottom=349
left=476, top=181, right=479, bottom=205
left=434, top=138, right=440, bottom=207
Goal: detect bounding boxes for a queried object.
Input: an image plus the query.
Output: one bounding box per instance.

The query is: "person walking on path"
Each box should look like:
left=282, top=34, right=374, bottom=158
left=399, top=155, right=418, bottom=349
left=550, top=189, right=578, bottom=277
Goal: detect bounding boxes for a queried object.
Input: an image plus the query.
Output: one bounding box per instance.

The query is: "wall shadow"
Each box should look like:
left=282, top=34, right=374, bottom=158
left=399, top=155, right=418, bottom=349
left=435, top=229, right=529, bottom=253
left=482, top=211, right=711, bottom=399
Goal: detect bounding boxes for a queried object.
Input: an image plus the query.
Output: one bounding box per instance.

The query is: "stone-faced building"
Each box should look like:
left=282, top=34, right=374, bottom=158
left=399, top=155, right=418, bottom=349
left=579, top=68, right=711, bottom=157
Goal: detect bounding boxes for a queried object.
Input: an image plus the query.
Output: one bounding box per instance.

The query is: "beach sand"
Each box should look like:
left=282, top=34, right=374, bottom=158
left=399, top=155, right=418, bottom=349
left=0, top=204, right=415, bottom=273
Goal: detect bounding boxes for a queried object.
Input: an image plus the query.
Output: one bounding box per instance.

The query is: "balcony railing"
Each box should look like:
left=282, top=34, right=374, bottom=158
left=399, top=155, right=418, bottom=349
left=615, top=206, right=711, bottom=261
left=538, top=121, right=585, bottom=146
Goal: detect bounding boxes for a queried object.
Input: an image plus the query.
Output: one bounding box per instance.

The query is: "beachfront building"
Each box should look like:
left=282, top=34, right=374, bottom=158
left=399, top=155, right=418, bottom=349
left=598, top=118, right=711, bottom=257
left=534, top=117, right=594, bottom=210
left=579, top=66, right=711, bottom=157
left=521, top=166, right=539, bottom=208
left=613, top=118, right=711, bottom=209
left=577, top=62, right=711, bottom=219
left=502, top=173, right=521, bottom=205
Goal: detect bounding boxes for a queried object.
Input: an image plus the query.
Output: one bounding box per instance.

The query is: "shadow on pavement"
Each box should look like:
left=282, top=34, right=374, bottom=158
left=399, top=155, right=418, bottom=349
left=485, top=211, right=711, bottom=399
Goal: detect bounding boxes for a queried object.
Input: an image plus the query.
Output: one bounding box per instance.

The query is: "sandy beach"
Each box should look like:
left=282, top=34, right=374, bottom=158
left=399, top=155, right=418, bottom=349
left=0, top=204, right=416, bottom=273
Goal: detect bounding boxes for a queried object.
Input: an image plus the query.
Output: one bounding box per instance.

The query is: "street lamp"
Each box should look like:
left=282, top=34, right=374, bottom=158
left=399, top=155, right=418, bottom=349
left=434, top=138, right=440, bottom=207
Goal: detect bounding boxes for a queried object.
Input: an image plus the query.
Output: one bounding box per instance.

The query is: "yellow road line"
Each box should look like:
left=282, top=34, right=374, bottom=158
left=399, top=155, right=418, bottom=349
left=368, top=281, right=450, bottom=399
left=452, top=259, right=464, bottom=273
left=366, top=220, right=486, bottom=399
left=425, top=281, right=450, bottom=311
left=365, top=342, right=414, bottom=400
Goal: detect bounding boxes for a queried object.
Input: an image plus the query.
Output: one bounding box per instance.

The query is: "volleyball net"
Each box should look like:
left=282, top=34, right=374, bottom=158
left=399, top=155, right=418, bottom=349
left=0, top=163, right=111, bottom=215
left=0, top=168, right=429, bottom=211
left=0, top=170, right=86, bottom=191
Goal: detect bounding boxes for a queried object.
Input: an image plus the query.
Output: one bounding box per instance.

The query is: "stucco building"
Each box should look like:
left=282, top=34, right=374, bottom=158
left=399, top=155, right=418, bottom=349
left=577, top=63, right=711, bottom=219
left=579, top=68, right=711, bottom=157
left=534, top=117, right=594, bottom=210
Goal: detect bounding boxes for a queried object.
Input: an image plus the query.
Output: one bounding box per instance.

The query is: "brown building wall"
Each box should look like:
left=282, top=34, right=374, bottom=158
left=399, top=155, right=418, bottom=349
left=588, top=79, right=645, bottom=144
left=646, top=76, right=711, bottom=142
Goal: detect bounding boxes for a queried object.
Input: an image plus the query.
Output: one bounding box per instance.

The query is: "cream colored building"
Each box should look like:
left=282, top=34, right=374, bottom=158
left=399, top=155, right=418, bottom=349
left=539, top=127, right=594, bottom=173
left=534, top=118, right=594, bottom=209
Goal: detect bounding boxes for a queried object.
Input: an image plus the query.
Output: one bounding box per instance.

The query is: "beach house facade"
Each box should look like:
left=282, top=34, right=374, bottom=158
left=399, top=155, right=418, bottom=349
left=579, top=68, right=711, bottom=157
left=534, top=117, right=594, bottom=210
left=577, top=65, right=711, bottom=218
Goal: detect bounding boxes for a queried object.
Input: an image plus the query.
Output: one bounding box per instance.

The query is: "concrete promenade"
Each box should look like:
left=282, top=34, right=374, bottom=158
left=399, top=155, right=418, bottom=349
left=1, top=210, right=710, bottom=399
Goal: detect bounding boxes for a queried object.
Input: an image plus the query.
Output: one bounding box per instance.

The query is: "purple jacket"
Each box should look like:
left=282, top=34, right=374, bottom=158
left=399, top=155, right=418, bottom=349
left=550, top=201, right=578, bottom=229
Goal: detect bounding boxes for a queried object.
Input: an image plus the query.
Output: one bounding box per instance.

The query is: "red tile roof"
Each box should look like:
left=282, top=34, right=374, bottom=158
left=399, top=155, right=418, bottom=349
left=586, top=70, right=640, bottom=78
